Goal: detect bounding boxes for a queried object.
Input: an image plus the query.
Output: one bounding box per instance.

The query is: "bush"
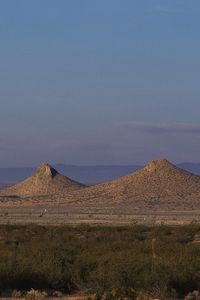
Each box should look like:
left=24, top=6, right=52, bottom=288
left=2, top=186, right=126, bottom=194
left=0, top=224, right=200, bottom=298
left=25, top=288, right=48, bottom=299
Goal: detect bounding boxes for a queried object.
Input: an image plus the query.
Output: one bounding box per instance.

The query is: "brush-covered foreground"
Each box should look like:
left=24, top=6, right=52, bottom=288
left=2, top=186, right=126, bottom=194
left=0, top=225, right=200, bottom=299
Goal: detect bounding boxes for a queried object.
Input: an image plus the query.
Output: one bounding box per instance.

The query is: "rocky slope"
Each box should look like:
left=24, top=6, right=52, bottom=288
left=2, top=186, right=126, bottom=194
left=62, top=159, right=200, bottom=210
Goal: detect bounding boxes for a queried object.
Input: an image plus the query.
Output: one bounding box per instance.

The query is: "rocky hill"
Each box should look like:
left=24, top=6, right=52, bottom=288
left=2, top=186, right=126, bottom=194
left=0, top=163, right=85, bottom=198
left=1, top=159, right=200, bottom=210
left=62, top=159, right=200, bottom=210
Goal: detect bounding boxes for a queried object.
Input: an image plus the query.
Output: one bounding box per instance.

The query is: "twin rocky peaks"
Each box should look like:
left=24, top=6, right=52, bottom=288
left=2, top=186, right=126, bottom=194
left=37, top=159, right=173, bottom=177
left=0, top=159, right=200, bottom=209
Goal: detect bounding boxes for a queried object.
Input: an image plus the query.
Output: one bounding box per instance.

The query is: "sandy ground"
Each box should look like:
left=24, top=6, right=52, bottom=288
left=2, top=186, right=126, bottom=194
left=0, top=205, right=200, bottom=225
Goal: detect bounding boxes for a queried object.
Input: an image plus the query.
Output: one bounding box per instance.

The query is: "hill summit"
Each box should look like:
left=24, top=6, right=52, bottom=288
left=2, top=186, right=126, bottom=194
left=144, top=158, right=174, bottom=172
left=35, top=163, right=58, bottom=178
left=0, top=162, right=85, bottom=197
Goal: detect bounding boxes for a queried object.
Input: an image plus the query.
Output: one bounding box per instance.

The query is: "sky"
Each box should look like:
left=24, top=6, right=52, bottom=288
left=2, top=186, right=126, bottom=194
left=0, top=0, right=200, bottom=167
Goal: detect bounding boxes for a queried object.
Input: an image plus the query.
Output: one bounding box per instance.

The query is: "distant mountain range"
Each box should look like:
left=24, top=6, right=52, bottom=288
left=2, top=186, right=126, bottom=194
left=0, top=162, right=199, bottom=186
left=0, top=181, right=10, bottom=189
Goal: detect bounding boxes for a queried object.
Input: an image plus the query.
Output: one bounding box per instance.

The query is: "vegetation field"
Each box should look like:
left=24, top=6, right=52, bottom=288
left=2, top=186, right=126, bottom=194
left=1, top=225, right=200, bottom=299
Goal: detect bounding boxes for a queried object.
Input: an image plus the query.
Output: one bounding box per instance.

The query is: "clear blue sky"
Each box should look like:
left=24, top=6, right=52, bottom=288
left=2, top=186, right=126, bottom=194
left=0, top=0, right=200, bottom=166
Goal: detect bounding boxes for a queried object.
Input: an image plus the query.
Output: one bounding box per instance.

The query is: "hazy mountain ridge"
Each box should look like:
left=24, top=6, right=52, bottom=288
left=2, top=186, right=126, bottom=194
left=0, top=163, right=199, bottom=185
left=0, top=181, right=10, bottom=189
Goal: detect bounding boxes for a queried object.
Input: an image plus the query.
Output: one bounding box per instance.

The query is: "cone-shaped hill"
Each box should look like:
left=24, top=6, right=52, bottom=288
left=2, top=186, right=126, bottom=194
left=64, top=159, right=200, bottom=209
left=0, top=163, right=85, bottom=197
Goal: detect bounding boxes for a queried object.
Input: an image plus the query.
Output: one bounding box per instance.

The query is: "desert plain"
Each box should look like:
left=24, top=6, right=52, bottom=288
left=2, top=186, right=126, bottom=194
left=0, top=159, right=200, bottom=225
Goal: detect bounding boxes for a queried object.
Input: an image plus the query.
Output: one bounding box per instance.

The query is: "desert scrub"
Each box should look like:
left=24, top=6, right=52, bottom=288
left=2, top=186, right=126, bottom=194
left=0, top=224, right=200, bottom=298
